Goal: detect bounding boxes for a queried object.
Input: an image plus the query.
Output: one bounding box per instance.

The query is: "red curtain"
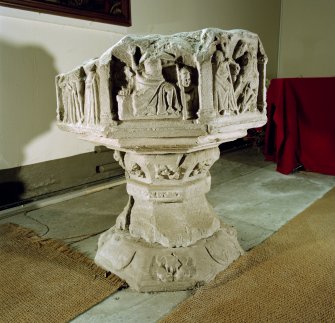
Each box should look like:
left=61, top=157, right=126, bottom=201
left=264, top=77, right=335, bottom=175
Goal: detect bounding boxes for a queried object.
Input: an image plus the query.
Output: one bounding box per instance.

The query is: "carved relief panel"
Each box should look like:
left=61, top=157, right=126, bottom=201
left=56, top=59, right=112, bottom=128
left=209, top=34, right=265, bottom=117
left=56, top=29, right=267, bottom=140
left=56, top=67, right=85, bottom=124
left=113, top=46, right=200, bottom=121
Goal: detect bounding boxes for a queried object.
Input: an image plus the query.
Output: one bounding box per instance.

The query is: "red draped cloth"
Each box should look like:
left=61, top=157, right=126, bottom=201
left=264, top=77, right=335, bottom=175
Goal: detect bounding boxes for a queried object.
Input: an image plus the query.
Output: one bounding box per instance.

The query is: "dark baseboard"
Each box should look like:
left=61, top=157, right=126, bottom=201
left=219, top=128, right=265, bottom=153
left=0, top=146, right=123, bottom=210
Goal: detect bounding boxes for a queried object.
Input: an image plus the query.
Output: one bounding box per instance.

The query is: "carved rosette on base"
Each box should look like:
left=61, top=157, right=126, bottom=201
left=56, top=28, right=267, bottom=292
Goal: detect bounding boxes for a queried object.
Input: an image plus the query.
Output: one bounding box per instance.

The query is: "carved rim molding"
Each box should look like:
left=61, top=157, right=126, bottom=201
left=0, top=0, right=131, bottom=27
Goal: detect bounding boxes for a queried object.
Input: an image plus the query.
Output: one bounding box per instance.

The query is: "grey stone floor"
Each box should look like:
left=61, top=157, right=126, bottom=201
left=1, top=147, right=334, bottom=323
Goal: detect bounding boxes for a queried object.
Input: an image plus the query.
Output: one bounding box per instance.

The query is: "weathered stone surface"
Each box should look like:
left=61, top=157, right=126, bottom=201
left=116, top=148, right=221, bottom=248
left=96, top=222, right=243, bottom=292
left=56, top=28, right=267, bottom=291
left=56, top=28, right=267, bottom=153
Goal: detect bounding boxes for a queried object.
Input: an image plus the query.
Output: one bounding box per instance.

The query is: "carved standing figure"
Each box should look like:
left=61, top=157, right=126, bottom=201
left=116, top=65, right=136, bottom=120
left=233, top=40, right=257, bottom=113
left=56, top=75, right=65, bottom=122
left=213, top=50, right=238, bottom=116
left=179, top=67, right=198, bottom=119
left=238, top=83, right=257, bottom=113
left=84, top=63, right=100, bottom=125
left=57, top=75, right=68, bottom=122
left=233, top=40, right=252, bottom=92
left=69, top=69, right=84, bottom=124
left=58, top=74, right=78, bottom=124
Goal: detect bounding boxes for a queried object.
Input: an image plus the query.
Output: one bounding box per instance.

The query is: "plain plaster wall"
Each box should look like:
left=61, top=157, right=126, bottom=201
left=0, top=14, right=123, bottom=170
left=278, top=0, right=335, bottom=77
left=0, top=0, right=281, bottom=169
left=128, top=0, right=280, bottom=80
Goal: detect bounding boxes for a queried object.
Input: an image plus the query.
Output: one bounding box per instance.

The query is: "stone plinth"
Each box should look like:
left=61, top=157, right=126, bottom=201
left=56, top=28, right=267, bottom=292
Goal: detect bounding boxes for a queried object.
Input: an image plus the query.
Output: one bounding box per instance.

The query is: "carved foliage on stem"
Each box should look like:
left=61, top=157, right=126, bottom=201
left=123, top=148, right=219, bottom=186
left=129, top=162, right=146, bottom=178
left=190, top=160, right=212, bottom=177
left=155, top=165, right=184, bottom=180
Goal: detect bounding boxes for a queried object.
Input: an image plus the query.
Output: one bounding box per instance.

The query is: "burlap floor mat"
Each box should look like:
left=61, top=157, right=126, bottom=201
left=0, top=223, right=125, bottom=323
left=161, top=187, right=335, bottom=322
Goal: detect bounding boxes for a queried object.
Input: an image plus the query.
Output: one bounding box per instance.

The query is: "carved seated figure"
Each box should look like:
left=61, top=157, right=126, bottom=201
left=117, top=53, right=182, bottom=119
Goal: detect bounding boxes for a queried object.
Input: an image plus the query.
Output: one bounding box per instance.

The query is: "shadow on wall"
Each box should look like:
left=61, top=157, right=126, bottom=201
left=0, top=39, right=58, bottom=207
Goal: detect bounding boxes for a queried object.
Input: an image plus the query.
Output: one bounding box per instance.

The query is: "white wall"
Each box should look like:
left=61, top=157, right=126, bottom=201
left=0, top=12, right=124, bottom=169
left=278, top=0, right=335, bottom=77
left=0, top=0, right=281, bottom=169
left=128, top=0, right=280, bottom=79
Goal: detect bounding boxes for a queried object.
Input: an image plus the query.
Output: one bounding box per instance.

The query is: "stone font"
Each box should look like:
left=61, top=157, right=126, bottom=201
left=56, top=28, right=267, bottom=292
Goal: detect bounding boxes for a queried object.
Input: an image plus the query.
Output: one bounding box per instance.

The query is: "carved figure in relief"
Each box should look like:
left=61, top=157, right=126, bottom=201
left=69, top=69, right=85, bottom=123
left=229, top=62, right=240, bottom=84
left=118, top=66, right=135, bottom=96
left=128, top=48, right=181, bottom=117
left=233, top=40, right=252, bottom=90
left=179, top=67, right=198, bottom=119
left=58, top=75, right=70, bottom=122
left=84, top=63, right=100, bottom=125
left=116, top=64, right=135, bottom=120
left=233, top=40, right=257, bottom=113
left=212, top=51, right=238, bottom=116
left=238, top=83, right=257, bottom=113
left=56, top=80, right=64, bottom=122
left=58, top=71, right=84, bottom=124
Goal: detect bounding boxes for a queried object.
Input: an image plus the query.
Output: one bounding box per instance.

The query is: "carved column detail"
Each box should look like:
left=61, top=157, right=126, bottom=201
left=117, top=148, right=221, bottom=248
